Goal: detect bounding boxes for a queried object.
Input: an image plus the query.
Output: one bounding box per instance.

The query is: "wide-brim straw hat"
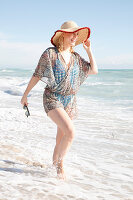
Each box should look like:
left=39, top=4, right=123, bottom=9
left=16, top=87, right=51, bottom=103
left=51, top=21, right=91, bottom=47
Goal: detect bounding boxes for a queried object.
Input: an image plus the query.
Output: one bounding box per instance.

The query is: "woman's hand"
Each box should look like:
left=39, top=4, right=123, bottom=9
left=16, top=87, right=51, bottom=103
left=83, top=39, right=91, bottom=52
left=21, top=95, right=28, bottom=106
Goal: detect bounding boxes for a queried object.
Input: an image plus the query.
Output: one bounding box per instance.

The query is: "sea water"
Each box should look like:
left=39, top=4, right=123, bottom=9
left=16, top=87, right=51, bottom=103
left=0, top=67, right=133, bottom=200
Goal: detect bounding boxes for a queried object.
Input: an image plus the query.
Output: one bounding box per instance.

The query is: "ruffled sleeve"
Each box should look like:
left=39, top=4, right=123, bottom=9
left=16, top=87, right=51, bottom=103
left=74, top=52, right=91, bottom=86
left=33, top=48, right=56, bottom=87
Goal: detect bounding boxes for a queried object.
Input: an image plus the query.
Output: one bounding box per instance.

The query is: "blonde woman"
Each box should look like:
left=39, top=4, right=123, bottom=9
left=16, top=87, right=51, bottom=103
left=21, top=21, right=98, bottom=180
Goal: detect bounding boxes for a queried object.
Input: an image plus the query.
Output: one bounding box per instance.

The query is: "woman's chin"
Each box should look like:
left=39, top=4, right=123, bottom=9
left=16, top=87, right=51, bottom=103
left=71, top=42, right=75, bottom=47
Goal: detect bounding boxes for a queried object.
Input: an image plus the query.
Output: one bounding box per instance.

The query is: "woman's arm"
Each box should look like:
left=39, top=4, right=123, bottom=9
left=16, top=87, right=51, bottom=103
left=21, top=75, right=40, bottom=106
left=83, top=40, right=98, bottom=74
left=86, top=49, right=98, bottom=74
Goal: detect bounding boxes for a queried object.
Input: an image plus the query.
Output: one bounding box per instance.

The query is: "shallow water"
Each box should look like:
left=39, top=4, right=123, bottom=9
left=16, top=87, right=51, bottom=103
left=0, top=68, right=133, bottom=200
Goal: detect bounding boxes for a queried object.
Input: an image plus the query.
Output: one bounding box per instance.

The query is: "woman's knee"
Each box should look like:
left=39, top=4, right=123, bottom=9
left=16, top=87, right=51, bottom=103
left=64, top=124, right=75, bottom=140
left=48, top=107, right=75, bottom=139
left=56, top=124, right=75, bottom=142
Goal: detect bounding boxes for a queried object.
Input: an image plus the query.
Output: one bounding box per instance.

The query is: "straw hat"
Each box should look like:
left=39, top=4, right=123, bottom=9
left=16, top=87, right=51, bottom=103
left=51, top=21, right=91, bottom=47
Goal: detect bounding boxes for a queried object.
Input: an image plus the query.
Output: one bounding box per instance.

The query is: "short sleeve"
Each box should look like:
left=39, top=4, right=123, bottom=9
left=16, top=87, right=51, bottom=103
left=75, top=52, right=91, bottom=86
left=33, top=48, right=56, bottom=87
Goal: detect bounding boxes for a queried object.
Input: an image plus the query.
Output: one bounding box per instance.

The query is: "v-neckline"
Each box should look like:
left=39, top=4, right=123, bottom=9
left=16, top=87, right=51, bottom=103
left=60, top=52, right=72, bottom=67
left=55, top=47, right=73, bottom=72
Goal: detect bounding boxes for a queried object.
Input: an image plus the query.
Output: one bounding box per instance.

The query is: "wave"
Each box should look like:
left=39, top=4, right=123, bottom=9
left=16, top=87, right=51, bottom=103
left=0, top=69, right=14, bottom=73
left=18, top=82, right=28, bottom=86
left=83, top=82, right=124, bottom=86
left=4, top=89, right=32, bottom=97
left=4, top=89, right=23, bottom=96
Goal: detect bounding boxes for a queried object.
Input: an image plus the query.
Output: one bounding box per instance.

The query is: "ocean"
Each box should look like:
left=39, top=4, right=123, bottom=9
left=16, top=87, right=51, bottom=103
left=0, top=67, right=133, bottom=200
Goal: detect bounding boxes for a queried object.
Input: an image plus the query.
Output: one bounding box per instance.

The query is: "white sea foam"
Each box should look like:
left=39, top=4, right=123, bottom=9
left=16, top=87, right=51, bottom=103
left=0, top=69, right=14, bottom=72
left=84, top=81, right=124, bottom=86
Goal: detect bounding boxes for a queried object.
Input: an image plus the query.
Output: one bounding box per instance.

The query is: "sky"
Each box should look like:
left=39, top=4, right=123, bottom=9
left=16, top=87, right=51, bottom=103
left=0, top=0, right=133, bottom=69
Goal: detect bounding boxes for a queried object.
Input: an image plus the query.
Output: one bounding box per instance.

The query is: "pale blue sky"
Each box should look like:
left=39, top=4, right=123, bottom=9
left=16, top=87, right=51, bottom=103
left=0, top=0, right=133, bottom=69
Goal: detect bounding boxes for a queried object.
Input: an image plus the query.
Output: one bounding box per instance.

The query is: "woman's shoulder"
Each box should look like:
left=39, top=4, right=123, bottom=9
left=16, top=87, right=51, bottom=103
left=41, top=47, right=57, bottom=59
left=73, top=51, right=81, bottom=60
left=39, top=47, right=57, bottom=60
left=44, top=46, right=57, bottom=54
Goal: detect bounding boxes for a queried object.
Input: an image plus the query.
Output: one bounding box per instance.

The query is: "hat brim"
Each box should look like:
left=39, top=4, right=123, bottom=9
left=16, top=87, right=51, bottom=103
left=51, top=27, right=91, bottom=47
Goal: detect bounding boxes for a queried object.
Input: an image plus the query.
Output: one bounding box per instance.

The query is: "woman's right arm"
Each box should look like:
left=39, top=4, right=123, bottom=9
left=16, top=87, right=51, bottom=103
left=21, top=75, right=40, bottom=106
left=21, top=48, right=51, bottom=106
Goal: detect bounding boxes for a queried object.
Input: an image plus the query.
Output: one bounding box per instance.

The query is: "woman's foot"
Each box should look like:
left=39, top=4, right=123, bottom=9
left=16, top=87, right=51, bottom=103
left=56, top=164, right=66, bottom=180
left=52, top=161, right=66, bottom=180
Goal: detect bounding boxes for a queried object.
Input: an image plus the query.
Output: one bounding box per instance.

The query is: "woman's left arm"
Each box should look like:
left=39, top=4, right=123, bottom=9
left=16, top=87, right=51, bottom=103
left=83, top=39, right=98, bottom=74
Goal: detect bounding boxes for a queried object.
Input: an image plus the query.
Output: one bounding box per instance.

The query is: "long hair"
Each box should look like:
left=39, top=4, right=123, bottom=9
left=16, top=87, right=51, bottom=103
left=56, top=34, right=74, bottom=53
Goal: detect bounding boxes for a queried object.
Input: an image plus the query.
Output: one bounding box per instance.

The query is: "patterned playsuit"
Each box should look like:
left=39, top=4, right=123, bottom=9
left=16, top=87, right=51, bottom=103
left=33, top=47, right=90, bottom=120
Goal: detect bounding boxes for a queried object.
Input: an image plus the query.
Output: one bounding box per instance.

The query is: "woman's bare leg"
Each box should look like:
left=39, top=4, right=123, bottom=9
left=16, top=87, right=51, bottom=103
left=53, top=126, right=64, bottom=166
left=48, top=107, right=75, bottom=179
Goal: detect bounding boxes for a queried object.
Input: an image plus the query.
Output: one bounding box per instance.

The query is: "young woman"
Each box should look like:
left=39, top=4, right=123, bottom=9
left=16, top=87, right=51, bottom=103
left=21, top=21, right=98, bottom=180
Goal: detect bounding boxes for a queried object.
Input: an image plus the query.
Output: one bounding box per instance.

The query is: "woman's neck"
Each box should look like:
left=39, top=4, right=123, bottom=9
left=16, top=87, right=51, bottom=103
left=62, top=44, right=71, bottom=53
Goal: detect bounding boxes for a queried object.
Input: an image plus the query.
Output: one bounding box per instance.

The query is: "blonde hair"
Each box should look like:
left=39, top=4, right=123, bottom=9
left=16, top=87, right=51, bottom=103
left=56, top=34, right=74, bottom=53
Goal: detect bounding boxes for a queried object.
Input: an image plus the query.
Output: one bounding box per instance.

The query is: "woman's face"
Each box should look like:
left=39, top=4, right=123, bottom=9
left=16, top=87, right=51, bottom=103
left=63, top=32, right=79, bottom=47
